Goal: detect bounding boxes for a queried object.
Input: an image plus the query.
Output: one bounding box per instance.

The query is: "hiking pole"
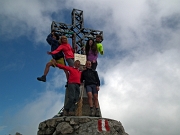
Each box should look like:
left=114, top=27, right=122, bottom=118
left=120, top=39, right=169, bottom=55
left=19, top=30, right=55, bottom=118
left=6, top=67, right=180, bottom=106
left=75, top=83, right=84, bottom=116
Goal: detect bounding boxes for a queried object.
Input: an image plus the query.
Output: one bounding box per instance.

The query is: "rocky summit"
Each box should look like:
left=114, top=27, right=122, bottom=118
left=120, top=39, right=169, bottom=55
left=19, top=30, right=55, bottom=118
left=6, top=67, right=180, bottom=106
left=37, top=116, right=129, bottom=135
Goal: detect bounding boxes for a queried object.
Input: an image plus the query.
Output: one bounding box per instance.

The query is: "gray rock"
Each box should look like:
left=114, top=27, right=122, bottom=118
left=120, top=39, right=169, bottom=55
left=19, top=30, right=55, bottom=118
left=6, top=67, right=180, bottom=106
left=56, top=122, right=74, bottom=134
left=37, top=116, right=129, bottom=135
left=15, top=132, right=22, bottom=135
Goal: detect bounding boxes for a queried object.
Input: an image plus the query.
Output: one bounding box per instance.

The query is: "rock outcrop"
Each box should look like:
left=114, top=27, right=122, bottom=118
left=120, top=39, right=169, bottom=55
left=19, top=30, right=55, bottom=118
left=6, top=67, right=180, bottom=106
left=15, top=132, right=22, bottom=135
left=37, top=116, right=128, bottom=135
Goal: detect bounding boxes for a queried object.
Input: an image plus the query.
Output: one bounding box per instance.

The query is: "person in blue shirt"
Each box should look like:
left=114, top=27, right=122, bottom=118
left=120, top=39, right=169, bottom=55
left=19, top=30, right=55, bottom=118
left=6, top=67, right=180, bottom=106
left=37, top=30, right=68, bottom=82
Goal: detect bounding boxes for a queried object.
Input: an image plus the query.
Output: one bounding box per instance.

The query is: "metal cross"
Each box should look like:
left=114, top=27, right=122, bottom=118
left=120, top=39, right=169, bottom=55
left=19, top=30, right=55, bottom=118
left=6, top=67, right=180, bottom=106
left=51, top=9, right=103, bottom=54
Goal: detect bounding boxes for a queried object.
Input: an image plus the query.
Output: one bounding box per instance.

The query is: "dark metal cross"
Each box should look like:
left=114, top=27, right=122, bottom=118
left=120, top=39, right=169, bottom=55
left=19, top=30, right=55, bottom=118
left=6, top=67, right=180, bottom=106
left=51, top=9, right=103, bottom=54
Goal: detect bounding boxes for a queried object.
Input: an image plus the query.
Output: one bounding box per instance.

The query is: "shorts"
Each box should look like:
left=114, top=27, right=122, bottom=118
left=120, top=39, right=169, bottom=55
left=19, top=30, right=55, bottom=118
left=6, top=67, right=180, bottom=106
left=86, top=84, right=98, bottom=94
left=51, top=58, right=66, bottom=67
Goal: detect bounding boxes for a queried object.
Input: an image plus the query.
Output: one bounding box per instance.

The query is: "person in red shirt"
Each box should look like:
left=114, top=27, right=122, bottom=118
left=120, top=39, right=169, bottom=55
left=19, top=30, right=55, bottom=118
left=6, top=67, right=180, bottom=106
left=52, top=59, right=81, bottom=116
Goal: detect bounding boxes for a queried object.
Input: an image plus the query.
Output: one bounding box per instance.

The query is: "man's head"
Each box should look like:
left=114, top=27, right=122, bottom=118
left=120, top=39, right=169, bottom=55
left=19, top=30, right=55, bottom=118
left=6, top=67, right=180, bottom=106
left=96, top=35, right=102, bottom=43
left=85, top=61, right=92, bottom=69
left=52, top=32, right=59, bottom=40
left=74, top=60, right=80, bottom=68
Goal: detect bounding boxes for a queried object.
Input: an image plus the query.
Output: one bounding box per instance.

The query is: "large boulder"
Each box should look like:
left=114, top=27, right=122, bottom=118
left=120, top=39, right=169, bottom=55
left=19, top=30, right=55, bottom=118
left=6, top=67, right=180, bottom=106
left=37, top=116, right=128, bottom=135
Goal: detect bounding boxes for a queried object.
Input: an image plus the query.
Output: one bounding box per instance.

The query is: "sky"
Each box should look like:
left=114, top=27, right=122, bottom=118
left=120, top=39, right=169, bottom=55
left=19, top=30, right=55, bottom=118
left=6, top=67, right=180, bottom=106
left=0, top=0, right=180, bottom=135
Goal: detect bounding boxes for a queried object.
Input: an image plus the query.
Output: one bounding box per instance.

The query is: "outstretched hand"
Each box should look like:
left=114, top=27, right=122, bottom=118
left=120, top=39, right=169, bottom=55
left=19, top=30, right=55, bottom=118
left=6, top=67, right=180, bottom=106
left=47, top=51, right=51, bottom=55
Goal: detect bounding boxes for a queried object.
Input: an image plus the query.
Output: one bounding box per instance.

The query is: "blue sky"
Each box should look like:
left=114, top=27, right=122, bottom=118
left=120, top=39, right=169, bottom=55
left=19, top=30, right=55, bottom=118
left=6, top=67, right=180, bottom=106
left=1, top=0, right=180, bottom=135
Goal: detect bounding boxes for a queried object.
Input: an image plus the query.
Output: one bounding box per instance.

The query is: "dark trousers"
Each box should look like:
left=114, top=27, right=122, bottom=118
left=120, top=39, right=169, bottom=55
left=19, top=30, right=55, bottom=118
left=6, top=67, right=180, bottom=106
left=64, top=83, right=80, bottom=112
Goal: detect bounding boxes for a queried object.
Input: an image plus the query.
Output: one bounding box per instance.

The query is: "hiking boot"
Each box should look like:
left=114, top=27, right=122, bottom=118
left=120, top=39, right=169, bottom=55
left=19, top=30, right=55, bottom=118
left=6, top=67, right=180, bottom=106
left=90, top=109, right=94, bottom=117
left=37, top=75, right=46, bottom=82
left=63, top=110, right=69, bottom=116
left=53, top=112, right=63, bottom=118
left=68, top=112, right=75, bottom=116
left=95, top=109, right=100, bottom=117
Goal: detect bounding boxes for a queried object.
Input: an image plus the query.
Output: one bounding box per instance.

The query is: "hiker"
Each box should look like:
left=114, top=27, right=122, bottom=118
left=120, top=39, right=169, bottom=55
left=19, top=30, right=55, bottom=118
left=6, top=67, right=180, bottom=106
left=47, top=36, right=74, bottom=67
left=47, top=35, right=74, bottom=87
left=37, top=30, right=68, bottom=82
left=52, top=59, right=81, bottom=116
left=96, top=35, right=104, bottom=55
left=81, top=61, right=101, bottom=117
left=85, top=38, right=98, bottom=70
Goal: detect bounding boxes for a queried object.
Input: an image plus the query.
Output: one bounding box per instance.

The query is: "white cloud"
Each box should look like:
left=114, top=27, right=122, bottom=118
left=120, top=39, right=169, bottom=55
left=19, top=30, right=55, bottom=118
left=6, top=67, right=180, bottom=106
left=6, top=90, right=64, bottom=135
left=0, top=0, right=66, bottom=43
left=0, top=126, right=7, bottom=131
left=98, top=48, right=180, bottom=135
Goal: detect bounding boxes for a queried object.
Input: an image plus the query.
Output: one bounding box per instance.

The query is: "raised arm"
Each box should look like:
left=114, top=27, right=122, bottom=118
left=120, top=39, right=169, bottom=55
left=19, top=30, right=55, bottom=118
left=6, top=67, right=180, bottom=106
left=56, top=63, right=71, bottom=71
left=46, top=32, right=58, bottom=46
left=51, top=59, right=71, bottom=71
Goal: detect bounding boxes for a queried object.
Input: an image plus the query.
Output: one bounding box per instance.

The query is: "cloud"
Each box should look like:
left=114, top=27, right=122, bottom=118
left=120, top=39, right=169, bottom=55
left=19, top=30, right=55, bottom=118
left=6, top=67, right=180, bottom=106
left=0, top=0, right=67, bottom=43
left=0, top=126, right=7, bottom=131
left=4, top=90, right=64, bottom=135
left=45, top=68, right=67, bottom=90
left=98, top=48, right=180, bottom=135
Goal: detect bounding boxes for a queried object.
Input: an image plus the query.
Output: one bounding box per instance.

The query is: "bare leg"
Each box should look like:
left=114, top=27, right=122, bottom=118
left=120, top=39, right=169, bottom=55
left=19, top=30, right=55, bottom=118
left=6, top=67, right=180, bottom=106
left=87, top=92, right=93, bottom=107
left=94, top=93, right=100, bottom=117
left=44, top=62, right=53, bottom=76
left=93, top=94, right=99, bottom=108
left=37, top=62, right=53, bottom=82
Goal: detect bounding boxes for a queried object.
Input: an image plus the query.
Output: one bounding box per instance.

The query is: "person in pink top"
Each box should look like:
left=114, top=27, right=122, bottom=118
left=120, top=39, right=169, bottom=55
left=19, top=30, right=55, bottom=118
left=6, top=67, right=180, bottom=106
left=48, top=36, right=74, bottom=67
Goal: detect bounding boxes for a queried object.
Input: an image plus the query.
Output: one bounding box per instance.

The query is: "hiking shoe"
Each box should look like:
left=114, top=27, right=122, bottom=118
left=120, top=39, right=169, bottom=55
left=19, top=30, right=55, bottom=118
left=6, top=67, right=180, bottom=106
left=53, top=112, right=63, bottom=118
left=95, top=109, right=100, bottom=117
left=63, top=110, right=68, bottom=116
left=90, top=109, right=94, bottom=117
left=65, top=82, right=68, bottom=87
left=57, top=112, right=63, bottom=117
left=37, top=75, right=46, bottom=82
left=68, top=112, right=75, bottom=116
